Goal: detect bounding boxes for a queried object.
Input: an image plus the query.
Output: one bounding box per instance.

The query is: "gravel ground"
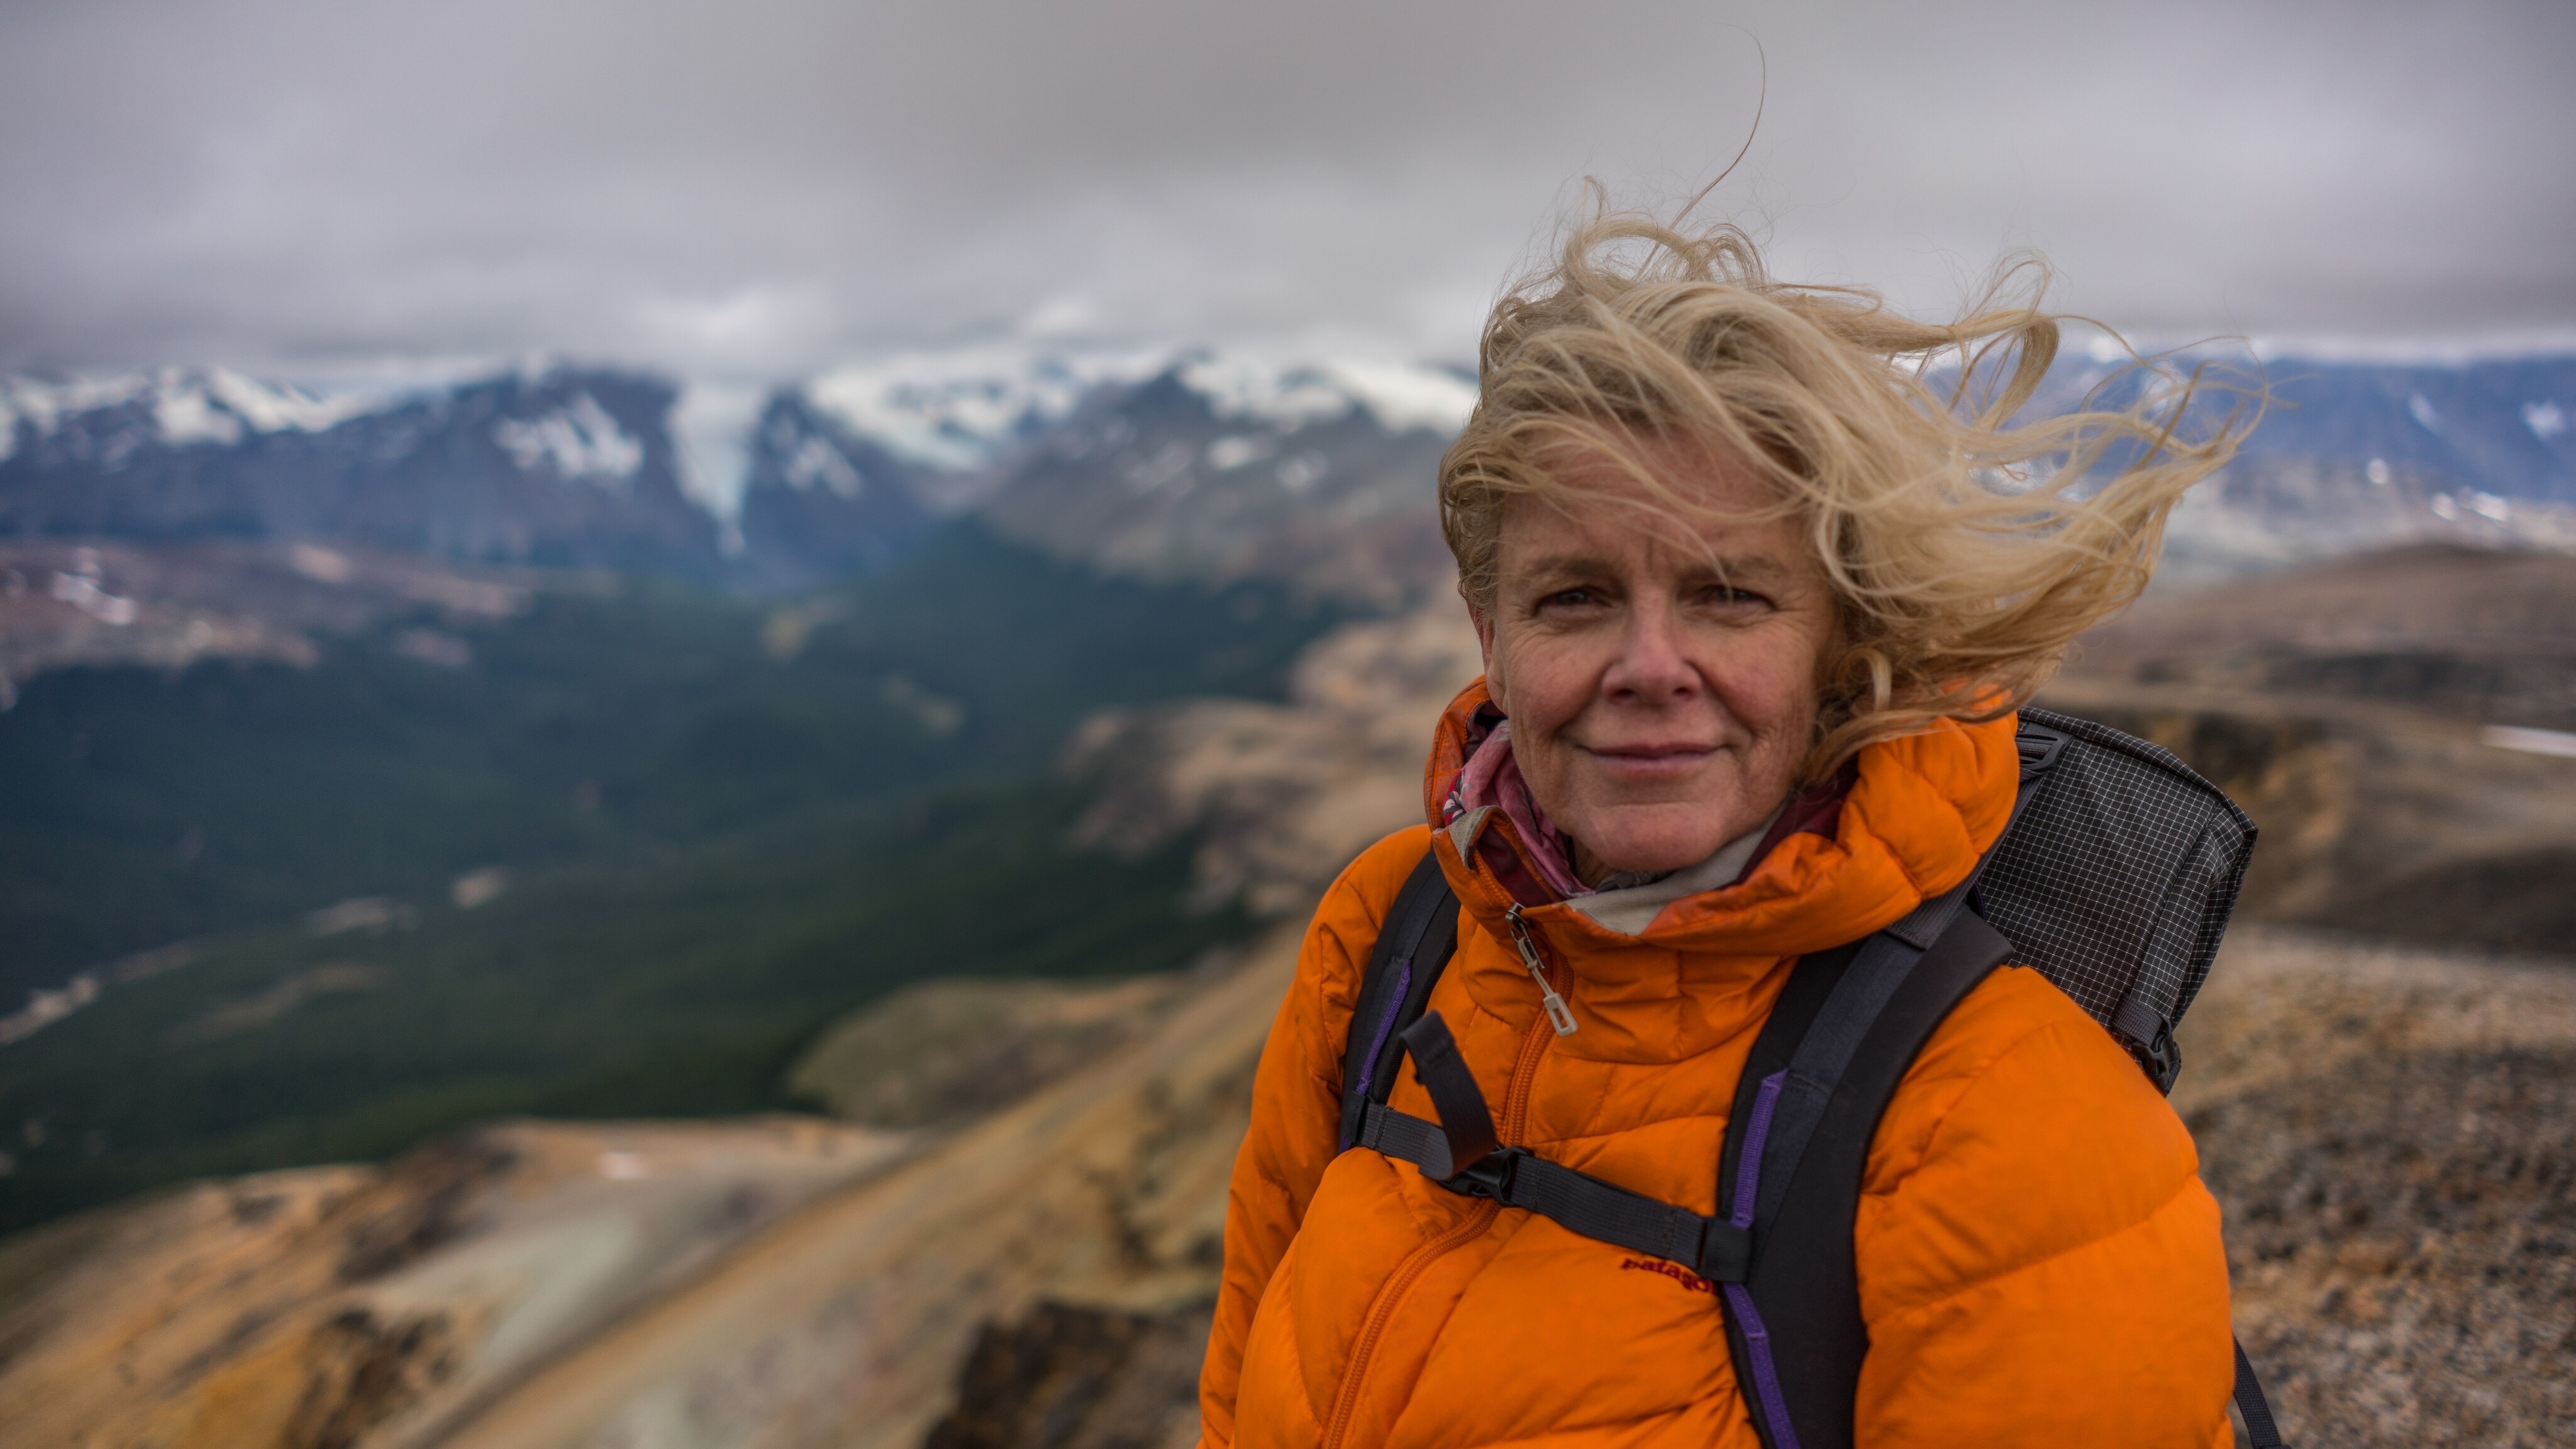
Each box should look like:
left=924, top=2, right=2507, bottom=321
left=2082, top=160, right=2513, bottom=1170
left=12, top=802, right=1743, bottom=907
left=2178, top=928, right=2576, bottom=1447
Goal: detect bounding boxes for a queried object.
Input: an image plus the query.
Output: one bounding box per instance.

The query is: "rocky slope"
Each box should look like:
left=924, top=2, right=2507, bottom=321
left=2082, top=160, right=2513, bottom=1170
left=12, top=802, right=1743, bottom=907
left=0, top=536, right=531, bottom=709
left=0, top=1118, right=911, bottom=1449
left=2179, top=928, right=2576, bottom=1446
left=2048, top=542, right=2576, bottom=954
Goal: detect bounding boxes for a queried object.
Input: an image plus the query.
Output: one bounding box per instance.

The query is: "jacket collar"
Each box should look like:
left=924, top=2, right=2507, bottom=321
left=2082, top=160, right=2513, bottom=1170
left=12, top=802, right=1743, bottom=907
left=1421, top=679, right=2019, bottom=965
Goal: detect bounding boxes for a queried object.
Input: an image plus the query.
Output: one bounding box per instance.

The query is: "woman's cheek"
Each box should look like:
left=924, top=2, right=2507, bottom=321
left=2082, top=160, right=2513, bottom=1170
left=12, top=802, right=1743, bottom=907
left=1714, top=633, right=1821, bottom=736
left=1501, top=631, right=1586, bottom=731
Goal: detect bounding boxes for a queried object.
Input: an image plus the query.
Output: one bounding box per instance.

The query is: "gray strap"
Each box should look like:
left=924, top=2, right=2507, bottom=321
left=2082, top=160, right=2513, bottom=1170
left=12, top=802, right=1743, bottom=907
left=1397, top=1013, right=1497, bottom=1170
left=1357, top=1099, right=1460, bottom=1180
left=1358, top=1099, right=1752, bottom=1282
left=1365, top=1011, right=1753, bottom=1283
left=2233, top=1338, right=2290, bottom=1447
left=1750, top=880, right=1974, bottom=1226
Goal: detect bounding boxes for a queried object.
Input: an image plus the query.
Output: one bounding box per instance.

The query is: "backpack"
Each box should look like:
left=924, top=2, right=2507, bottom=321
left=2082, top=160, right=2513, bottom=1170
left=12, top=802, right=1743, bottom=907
left=1334, top=708, right=2290, bottom=1449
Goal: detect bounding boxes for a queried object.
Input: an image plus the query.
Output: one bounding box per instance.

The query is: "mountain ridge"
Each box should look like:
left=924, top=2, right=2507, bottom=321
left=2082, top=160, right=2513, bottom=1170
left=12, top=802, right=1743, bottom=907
left=9, top=346, right=2570, bottom=604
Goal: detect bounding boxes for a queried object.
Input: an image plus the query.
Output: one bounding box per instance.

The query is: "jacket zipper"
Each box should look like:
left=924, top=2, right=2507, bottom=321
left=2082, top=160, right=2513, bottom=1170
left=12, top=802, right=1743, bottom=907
left=1506, top=904, right=1579, bottom=1036
left=1320, top=914, right=1568, bottom=1448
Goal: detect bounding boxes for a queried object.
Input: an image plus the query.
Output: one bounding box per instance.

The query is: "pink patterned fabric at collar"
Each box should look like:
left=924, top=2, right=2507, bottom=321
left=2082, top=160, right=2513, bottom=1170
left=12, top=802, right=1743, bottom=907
left=1450, top=719, right=1591, bottom=899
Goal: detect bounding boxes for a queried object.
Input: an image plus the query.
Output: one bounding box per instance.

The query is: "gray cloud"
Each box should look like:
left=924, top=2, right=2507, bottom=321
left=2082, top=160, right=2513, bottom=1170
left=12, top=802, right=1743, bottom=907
left=3, top=0, right=2570, bottom=380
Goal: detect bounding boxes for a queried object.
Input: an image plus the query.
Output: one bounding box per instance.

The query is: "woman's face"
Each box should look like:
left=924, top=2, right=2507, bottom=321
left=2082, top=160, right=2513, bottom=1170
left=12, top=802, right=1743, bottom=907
left=1472, top=437, right=1834, bottom=884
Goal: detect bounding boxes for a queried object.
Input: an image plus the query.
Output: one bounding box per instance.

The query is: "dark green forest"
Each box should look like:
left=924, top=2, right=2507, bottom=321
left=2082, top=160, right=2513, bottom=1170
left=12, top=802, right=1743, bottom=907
left=0, top=525, right=1340, bottom=1234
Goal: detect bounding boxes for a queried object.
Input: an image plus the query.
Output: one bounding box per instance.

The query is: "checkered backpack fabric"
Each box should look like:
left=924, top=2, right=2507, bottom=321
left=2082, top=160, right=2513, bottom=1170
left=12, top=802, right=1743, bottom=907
left=1980, top=708, right=2258, bottom=1092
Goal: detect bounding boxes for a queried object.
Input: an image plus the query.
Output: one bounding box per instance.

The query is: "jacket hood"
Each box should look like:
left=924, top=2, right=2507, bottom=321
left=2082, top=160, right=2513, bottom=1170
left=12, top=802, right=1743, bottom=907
left=1421, top=677, right=2019, bottom=965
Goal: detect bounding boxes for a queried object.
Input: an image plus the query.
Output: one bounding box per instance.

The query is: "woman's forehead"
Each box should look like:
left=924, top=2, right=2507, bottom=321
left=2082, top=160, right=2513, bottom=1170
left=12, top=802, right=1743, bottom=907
left=1498, top=488, right=1813, bottom=582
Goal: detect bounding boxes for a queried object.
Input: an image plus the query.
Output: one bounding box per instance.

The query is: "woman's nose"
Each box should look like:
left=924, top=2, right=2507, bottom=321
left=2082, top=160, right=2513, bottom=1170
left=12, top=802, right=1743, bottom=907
left=1602, top=598, right=1699, bottom=702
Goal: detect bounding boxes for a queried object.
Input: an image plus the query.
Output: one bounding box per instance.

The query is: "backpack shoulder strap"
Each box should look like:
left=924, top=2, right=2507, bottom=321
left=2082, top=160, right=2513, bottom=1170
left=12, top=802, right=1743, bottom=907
left=1336, top=848, right=1460, bottom=1150
left=1704, top=728, right=2065, bottom=1449
left=1714, top=891, right=2018, bottom=1449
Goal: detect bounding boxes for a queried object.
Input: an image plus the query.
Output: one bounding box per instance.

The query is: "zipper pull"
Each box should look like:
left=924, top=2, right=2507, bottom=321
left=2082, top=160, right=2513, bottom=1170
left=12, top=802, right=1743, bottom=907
left=1504, top=904, right=1579, bottom=1036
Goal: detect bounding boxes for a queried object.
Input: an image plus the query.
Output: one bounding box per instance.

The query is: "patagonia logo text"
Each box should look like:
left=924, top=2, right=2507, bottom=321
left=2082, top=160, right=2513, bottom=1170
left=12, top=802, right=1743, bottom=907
left=1620, top=1257, right=1718, bottom=1295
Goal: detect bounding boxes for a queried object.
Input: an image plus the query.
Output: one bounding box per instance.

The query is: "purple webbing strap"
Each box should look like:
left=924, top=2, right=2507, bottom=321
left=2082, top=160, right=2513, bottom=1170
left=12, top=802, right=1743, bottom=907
left=1725, top=1070, right=1801, bottom=1449
left=1340, top=959, right=1413, bottom=1147
left=1730, top=1072, right=1785, bottom=1230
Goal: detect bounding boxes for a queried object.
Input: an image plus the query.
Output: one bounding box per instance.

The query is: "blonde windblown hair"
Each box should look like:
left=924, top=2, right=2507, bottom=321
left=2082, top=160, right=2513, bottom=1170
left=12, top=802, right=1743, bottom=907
left=1440, top=206, right=2246, bottom=782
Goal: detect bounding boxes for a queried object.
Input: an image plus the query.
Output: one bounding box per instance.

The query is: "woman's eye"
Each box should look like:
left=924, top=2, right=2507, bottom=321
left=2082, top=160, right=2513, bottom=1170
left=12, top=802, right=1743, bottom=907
left=1697, top=585, right=1771, bottom=609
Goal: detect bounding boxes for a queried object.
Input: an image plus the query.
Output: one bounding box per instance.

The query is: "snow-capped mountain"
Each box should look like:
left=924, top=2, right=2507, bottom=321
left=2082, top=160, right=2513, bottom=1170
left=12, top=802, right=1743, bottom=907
left=0, top=367, right=374, bottom=464
left=2001, top=345, right=2576, bottom=583
left=1, top=365, right=718, bottom=571
left=721, top=345, right=1178, bottom=586
left=732, top=348, right=1475, bottom=591
left=733, top=389, right=941, bottom=587
left=5, top=343, right=2570, bottom=602
left=2233, top=353, right=2575, bottom=501
left=969, top=355, right=1475, bottom=602
left=2020, top=345, right=2576, bottom=501
left=799, top=345, right=1177, bottom=502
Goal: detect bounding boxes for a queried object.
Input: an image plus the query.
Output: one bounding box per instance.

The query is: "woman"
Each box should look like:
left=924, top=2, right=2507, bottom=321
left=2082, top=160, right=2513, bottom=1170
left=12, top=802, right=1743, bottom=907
left=1197, top=211, right=2243, bottom=1448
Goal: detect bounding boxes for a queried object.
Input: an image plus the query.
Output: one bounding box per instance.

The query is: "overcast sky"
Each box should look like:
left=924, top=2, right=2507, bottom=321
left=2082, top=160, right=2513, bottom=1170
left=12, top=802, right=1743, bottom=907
left=3, top=0, right=2570, bottom=382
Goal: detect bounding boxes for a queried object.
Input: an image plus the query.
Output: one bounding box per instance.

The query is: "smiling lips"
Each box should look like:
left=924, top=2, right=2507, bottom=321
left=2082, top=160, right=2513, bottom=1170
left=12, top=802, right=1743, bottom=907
left=1579, top=741, right=1727, bottom=779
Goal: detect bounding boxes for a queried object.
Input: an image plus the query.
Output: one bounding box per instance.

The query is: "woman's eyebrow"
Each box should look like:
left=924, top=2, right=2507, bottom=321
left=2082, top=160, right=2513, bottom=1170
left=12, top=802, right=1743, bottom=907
left=1682, top=554, right=1792, bottom=586
left=1514, top=551, right=1618, bottom=582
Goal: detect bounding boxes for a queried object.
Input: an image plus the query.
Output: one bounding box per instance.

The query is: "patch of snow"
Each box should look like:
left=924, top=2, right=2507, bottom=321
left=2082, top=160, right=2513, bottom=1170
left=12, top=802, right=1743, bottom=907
left=1275, top=452, right=1330, bottom=493
left=782, top=434, right=867, bottom=498
left=152, top=386, right=245, bottom=447
left=0, top=374, right=152, bottom=440
left=2243, top=330, right=2576, bottom=366
left=1323, top=358, right=1480, bottom=434
left=2483, top=724, right=2576, bottom=760
left=2466, top=491, right=2511, bottom=523
left=804, top=344, right=1174, bottom=474
left=51, top=570, right=138, bottom=625
left=2526, top=400, right=2567, bottom=441
left=0, top=974, right=101, bottom=1047
left=1125, top=441, right=1197, bottom=494
left=1180, top=357, right=1358, bottom=429
left=670, top=380, right=766, bottom=521
left=451, top=867, right=509, bottom=910
left=493, top=394, right=645, bottom=487
left=1204, top=434, right=1277, bottom=470
left=196, top=367, right=373, bottom=433
left=0, top=367, right=379, bottom=460
left=289, top=543, right=355, bottom=584
left=2407, top=392, right=2443, bottom=431
left=1177, top=355, right=1477, bottom=435
left=2366, top=458, right=2392, bottom=486
left=0, top=375, right=147, bottom=462
left=49, top=552, right=136, bottom=625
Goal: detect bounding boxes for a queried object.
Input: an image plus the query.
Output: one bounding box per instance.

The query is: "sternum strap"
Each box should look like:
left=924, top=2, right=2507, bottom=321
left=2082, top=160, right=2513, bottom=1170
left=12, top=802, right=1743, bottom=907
left=1362, top=1013, right=1752, bottom=1284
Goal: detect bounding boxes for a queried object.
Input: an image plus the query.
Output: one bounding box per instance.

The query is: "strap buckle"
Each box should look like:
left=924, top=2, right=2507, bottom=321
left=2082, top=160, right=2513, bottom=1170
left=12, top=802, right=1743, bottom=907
left=1434, top=1145, right=1530, bottom=1201
left=2129, top=1015, right=2182, bottom=1094
left=2014, top=723, right=2070, bottom=780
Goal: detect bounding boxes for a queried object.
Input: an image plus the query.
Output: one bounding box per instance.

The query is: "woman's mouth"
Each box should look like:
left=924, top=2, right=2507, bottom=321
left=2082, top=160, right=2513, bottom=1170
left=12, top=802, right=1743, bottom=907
left=1579, top=741, right=1721, bottom=777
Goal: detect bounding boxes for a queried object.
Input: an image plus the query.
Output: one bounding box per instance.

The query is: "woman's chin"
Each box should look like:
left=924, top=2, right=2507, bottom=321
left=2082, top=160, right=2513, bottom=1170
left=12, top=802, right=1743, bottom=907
left=1567, top=811, right=1755, bottom=879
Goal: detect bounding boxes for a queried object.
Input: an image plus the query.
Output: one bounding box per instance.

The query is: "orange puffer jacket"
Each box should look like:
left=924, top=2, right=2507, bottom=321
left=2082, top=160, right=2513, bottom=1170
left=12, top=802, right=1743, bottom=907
left=1199, top=684, right=2236, bottom=1448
